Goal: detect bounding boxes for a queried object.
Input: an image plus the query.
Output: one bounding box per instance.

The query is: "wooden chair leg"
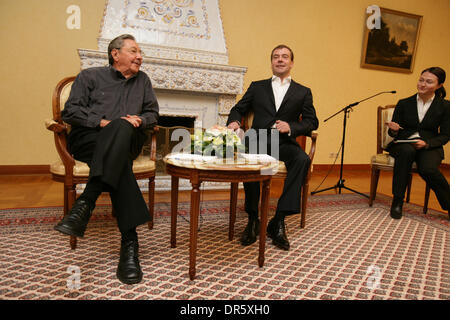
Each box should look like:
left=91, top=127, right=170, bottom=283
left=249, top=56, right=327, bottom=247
left=369, top=168, right=380, bottom=207
left=406, top=173, right=413, bottom=203
left=423, top=184, right=430, bottom=214
left=70, top=236, right=77, bottom=250
left=147, top=176, right=155, bottom=230
left=68, top=185, right=77, bottom=250
left=300, top=182, right=309, bottom=229
left=63, top=185, right=69, bottom=217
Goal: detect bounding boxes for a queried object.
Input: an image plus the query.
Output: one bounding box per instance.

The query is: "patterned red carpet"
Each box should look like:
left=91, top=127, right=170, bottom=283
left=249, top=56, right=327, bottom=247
left=0, top=193, right=448, bottom=300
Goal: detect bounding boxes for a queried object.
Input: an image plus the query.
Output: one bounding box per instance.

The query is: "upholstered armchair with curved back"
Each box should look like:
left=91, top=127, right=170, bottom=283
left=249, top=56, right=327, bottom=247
left=233, top=111, right=318, bottom=228
left=45, top=76, right=157, bottom=249
left=369, top=105, right=431, bottom=213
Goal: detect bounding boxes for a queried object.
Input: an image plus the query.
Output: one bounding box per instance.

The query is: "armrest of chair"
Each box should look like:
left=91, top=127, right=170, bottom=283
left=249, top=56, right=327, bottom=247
left=45, top=119, right=68, bottom=133
left=305, top=130, right=318, bottom=176
left=308, top=131, right=318, bottom=162
left=44, top=119, right=76, bottom=175
left=148, top=126, right=159, bottom=162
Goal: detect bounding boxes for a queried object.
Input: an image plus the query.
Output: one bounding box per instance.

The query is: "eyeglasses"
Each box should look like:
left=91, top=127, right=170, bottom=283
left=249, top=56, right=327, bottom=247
left=114, top=47, right=145, bottom=57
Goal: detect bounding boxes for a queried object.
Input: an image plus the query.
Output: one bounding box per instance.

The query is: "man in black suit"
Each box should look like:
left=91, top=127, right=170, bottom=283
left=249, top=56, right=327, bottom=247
left=386, top=67, right=450, bottom=219
left=54, top=34, right=159, bottom=284
left=227, top=45, right=318, bottom=250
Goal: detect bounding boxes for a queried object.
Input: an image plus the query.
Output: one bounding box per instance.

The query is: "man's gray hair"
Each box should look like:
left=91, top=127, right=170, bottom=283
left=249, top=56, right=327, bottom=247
left=108, top=34, right=136, bottom=65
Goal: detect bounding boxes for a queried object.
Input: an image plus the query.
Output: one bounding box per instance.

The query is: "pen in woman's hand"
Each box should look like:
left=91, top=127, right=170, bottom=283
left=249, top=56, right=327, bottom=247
left=385, top=121, right=403, bottom=131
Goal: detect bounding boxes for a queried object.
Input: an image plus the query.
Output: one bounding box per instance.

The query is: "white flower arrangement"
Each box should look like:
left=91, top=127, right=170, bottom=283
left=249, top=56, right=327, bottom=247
left=190, top=125, right=245, bottom=158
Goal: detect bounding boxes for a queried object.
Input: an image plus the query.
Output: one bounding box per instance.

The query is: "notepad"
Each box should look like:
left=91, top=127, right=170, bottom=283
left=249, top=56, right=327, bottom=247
left=166, top=153, right=216, bottom=162
left=239, top=153, right=277, bottom=163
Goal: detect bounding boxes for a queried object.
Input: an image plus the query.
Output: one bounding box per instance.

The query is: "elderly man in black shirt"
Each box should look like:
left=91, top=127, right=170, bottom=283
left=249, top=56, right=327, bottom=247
left=54, top=34, right=159, bottom=284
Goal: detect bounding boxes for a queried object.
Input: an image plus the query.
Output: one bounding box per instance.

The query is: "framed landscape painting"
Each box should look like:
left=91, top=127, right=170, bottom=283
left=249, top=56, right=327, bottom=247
left=361, top=7, right=422, bottom=73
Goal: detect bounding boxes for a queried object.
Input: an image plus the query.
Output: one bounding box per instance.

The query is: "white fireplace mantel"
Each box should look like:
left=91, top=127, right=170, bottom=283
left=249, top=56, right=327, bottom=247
left=78, top=49, right=247, bottom=96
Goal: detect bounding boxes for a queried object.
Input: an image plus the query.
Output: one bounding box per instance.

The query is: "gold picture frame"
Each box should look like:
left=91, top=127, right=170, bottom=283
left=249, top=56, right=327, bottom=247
left=361, top=7, right=423, bottom=73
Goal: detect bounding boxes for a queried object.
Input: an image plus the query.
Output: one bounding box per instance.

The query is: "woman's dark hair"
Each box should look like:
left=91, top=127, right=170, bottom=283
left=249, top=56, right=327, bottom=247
left=421, top=67, right=446, bottom=98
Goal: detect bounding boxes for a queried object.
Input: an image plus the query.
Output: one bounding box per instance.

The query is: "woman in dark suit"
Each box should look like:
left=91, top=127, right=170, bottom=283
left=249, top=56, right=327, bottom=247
left=386, top=67, right=450, bottom=219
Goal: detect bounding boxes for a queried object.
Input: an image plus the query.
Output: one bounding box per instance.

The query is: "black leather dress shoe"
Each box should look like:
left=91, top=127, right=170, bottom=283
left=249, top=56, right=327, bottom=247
left=390, top=198, right=403, bottom=219
left=240, top=218, right=260, bottom=246
left=54, top=199, right=94, bottom=237
left=117, top=240, right=143, bottom=285
left=267, top=217, right=290, bottom=251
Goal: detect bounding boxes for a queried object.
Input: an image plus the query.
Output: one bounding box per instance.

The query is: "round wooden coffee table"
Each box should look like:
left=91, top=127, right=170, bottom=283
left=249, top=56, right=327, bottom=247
left=164, top=153, right=278, bottom=280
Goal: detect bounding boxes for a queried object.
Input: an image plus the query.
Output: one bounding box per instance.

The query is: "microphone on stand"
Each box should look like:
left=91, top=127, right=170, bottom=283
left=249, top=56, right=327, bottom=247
left=312, top=90, right=398, bottom=198
left=325, top=90, right=397, bottom=122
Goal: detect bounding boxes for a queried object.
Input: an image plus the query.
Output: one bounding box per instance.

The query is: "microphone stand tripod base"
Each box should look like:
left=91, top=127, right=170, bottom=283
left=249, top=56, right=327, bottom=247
left=311, top=179, right=369, bottom=198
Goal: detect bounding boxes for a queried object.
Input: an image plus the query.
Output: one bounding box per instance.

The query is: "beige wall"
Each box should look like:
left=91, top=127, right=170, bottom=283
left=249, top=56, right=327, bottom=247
left=1, top=0, right=449, bottom=166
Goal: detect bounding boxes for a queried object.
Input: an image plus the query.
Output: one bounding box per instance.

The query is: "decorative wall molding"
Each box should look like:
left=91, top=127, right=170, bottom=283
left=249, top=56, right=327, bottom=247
left=5, top=164, right=449, bottom=176
left=0, top=165, right=50, bottom=175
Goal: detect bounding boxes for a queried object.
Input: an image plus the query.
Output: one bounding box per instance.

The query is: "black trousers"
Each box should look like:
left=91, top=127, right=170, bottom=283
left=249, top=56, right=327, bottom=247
left=68, top=119, right=150, bottom=233
left=389, top=143, right=450, bottom=210
left=243, top=138, right=311, bottom=219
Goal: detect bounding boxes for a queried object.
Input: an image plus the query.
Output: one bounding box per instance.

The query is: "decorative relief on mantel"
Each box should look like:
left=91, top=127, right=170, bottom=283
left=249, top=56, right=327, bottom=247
left=97, top=38, right=228, bottom=65
left=124, top=0, right=209, bottom=39
left=78, top=49, right=246, bottom=95
left=100, top=0, right=228, bottom=64
left=217, top=94, right=236, bottom=126
left=218, top=94, right=236, bottom=114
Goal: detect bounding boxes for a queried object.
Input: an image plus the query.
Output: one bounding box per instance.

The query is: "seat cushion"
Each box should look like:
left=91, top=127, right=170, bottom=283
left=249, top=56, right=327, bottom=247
left=50, top=160, right=90, bottom=177
left=371, top=154, right=395, bottom=166
left=50, top=156, right=155, bottom=177
left=274, top=161, right=314, bottom=176
left=370, top=153, right=417, bottom=169
left=277, top=161, right=287, bottom=174
left=132, top=156, right=156, bottom=173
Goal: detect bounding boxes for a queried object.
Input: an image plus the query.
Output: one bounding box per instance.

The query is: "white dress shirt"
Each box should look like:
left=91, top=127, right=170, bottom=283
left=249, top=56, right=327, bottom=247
left=408, top=94, right=434, bottom=139
left=417, top=94, right=434, bottom=122
left=272, top=75, right=291, bottom=111
left=271, top=75, right=292, bottom=135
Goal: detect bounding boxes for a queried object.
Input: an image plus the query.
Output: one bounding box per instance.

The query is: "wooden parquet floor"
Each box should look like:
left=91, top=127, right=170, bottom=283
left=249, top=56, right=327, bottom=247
left=1, top=168, right=448, bottom=214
